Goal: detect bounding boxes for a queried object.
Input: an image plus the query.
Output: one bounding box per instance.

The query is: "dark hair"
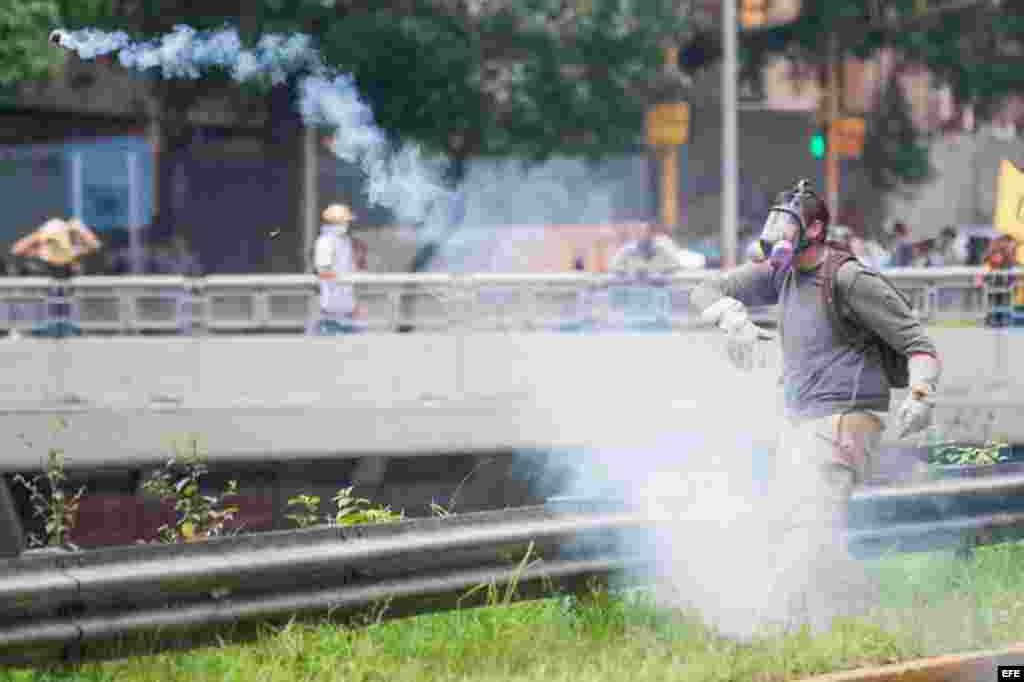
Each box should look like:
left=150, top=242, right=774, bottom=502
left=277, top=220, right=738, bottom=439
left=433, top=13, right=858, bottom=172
left=773, top=181, right=831, bottom=234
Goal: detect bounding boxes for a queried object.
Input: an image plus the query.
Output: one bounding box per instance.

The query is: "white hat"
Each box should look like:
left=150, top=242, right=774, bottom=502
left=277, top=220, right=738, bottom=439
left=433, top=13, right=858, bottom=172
left=322, top=204, right=355, bottom=225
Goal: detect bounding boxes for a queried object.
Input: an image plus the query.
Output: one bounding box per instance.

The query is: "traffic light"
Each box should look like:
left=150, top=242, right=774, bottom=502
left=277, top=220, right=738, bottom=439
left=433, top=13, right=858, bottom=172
left=810, top=131, right=826, bottom=160
left=740, top=0, right=769, bottom=29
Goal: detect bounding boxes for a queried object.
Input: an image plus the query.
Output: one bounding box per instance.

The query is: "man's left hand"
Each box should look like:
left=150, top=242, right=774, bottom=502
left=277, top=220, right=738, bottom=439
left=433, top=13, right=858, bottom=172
left=894, top=393, right=933, bottom=439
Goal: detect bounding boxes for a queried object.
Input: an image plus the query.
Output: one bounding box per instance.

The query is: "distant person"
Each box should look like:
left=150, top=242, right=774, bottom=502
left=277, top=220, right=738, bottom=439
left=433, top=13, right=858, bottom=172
left=935, top=225, right=968, bottom=267
left=606, top=223, right=703, bottom=330
left=609, top=222, right=706, bottom=275
left=912, top=238, right=949, bottom=268
left=312, top=203, right=366, bottom=335
left=10, top=218, right=102, bottom=338
left=11, top=218, right=101, bottom=276
left=976, top=234, right=1019, bottom=327
left=847, top=229, right=890, bottom=270
left=888, top=221, right=915, bottom=267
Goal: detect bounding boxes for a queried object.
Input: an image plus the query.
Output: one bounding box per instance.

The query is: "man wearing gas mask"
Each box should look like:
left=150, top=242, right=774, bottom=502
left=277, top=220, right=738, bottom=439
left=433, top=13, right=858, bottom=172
left=690, top=179, right=941, bottom=629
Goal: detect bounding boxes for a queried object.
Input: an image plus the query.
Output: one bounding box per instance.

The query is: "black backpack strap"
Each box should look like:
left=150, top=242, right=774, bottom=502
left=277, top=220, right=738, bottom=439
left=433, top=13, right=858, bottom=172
left=820, top=246, right=869, bottom=348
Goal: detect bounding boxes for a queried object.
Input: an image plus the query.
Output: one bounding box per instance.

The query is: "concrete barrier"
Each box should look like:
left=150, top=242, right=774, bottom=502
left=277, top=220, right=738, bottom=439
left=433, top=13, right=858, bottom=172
left=0, top=328, right=1020, bottom=469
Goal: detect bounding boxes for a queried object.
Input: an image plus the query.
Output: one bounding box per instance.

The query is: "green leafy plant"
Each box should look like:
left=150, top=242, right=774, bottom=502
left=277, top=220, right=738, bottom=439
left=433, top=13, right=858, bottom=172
left=12, top=439, right=85, bottom=548
left=332, top=486, right=403, bottom=527
left=142, top=435, right=239, bottom=543
left=285, top=494, right=322, bottom=529
left=12, top=417, right=85, bottom=548
left=285, top=487, right=403, bottom=529
left=929, top=440, right=1009, bottom=467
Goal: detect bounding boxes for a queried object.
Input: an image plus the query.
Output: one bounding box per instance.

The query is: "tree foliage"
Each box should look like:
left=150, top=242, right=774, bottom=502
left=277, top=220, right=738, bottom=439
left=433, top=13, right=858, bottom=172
left=726, top=0, right=1023, bottom=193
left=289, top=0, right=689, bottom=169
left=895, top=1, right=1024, bottom=117
left=0, top=0, right=63, bottom=87
left=52, top=0, right=689, bottom=172
left=862, top=76, right=932, bottom=193
left=735, top=0, right=1024, bottom=116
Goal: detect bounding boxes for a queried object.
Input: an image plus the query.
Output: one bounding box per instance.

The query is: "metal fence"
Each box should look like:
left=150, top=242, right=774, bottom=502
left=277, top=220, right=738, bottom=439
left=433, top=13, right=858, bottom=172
left=5, top=473, right=1024, bottom=665
left=0, top=267, right=1013, bottom=334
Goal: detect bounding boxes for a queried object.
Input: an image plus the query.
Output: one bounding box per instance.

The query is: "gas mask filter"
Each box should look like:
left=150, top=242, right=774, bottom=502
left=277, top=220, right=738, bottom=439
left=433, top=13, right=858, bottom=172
left=757, top=180, right=814, bottom=272
left=759, top=209, right=803, bottom=272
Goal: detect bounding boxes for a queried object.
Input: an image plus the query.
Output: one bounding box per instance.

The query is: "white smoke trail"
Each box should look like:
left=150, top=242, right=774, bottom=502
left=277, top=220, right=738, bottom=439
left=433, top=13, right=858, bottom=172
left=51, top=25, right=452, bottom=226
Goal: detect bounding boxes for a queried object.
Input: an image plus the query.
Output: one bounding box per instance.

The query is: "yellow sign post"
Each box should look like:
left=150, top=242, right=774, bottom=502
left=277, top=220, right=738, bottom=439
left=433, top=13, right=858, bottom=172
left=645, top=102, right=690, bottom=147
left=646, top=100, right=689, bottom=228
left=995, top=159, right=1024, bottom=243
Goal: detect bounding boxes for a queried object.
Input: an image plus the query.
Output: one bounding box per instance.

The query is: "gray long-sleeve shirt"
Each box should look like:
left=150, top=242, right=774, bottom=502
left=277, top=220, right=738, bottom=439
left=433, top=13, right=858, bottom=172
left=691, top=258, right=938, bottom=420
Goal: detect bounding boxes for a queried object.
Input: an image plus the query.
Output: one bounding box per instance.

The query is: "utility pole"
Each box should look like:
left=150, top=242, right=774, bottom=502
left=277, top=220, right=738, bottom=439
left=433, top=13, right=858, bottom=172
left=721, top=0, right=739, bottom=270
left=301, top=127, right=319, bottom=272
left=825, top=31, right=841, bottom=217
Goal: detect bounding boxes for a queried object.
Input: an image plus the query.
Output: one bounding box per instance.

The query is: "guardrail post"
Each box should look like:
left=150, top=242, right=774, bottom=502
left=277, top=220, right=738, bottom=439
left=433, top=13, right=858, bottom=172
left=253, top=290, right=271, bottom=331
left=452, top=276, right=476, bottom=396
left=0, top=476, right=25, bottom=558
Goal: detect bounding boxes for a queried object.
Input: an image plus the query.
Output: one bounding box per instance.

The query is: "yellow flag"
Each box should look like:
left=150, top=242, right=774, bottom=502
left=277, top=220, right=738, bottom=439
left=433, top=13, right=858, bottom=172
left=995, top=159, right=1024, bottom=241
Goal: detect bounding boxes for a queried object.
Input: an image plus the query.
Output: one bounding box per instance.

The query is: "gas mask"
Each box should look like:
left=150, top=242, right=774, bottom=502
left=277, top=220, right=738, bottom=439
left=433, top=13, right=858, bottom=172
left=756, top=180, right=814, bottom=273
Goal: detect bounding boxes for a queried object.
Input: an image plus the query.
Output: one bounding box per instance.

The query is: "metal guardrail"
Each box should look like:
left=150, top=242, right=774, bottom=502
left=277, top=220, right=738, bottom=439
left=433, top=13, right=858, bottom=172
left=0, top=267, right=1012, bottom=333
left=5, top=470, right=1024, bottom=665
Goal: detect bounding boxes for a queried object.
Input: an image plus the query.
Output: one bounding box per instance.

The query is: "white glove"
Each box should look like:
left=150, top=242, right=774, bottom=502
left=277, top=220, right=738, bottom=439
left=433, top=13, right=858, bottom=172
left=699, top=297, right=774, bottom=372
left=894, top=394, right=933, bottom=439
left=895, top=356, right=941, bottom=439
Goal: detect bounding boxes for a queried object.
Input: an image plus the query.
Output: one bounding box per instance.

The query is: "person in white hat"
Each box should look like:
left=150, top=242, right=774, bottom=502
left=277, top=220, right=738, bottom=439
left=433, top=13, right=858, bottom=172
left=312, top=203, right=364, bottom=334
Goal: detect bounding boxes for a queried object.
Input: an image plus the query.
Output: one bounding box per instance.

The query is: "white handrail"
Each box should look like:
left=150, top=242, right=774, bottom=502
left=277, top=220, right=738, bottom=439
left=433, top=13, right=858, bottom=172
left=0, top=267, right=1015, bottom=333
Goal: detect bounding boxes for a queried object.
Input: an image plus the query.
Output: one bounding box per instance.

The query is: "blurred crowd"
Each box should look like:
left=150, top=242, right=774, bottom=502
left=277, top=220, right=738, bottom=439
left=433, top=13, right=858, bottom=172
left=4, top=214, right=1021, bottom=279
left=4, top=210, right=1024, bottom=337
left=739, top=220, right=1017, bottom=271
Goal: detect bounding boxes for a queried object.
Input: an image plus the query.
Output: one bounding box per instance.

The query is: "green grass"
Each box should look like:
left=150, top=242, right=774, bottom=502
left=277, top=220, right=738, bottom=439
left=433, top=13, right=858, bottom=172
left=7, top=543, right=1024, bottom=682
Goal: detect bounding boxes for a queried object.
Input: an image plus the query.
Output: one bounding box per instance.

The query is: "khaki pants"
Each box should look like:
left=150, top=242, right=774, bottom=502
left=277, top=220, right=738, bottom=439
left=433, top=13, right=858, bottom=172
left=763, top=411, right=885, bottom=632
left=775, top=411, right=885, bottom=525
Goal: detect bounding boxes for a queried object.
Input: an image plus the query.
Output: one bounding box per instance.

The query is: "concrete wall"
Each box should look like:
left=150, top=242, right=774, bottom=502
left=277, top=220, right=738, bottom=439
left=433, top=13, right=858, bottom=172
left=0, top=328, right=1020, bottom=470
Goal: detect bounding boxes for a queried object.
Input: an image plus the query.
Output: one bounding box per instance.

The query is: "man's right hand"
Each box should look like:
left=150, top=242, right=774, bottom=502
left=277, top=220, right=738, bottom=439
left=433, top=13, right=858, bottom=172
left=699, top=297, right=775, bottom=372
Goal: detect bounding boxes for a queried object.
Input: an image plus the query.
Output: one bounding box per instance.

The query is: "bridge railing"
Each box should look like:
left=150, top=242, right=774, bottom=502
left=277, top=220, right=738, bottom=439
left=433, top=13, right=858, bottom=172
left=0, top=267, right=1011, bottom=334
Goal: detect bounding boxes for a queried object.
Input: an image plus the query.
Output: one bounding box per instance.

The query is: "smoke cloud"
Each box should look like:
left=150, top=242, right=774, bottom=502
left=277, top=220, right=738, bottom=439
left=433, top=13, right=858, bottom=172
left=51, top=25, right=451, bottom=226
left=538, top=334, right=881, bottom=641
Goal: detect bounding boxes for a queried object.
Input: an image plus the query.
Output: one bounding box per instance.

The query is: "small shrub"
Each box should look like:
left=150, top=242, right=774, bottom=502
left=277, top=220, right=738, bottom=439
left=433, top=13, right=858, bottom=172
left=332, top=486, right=403, bottom=527
left=929, top=440, right=1009, bottom=467
left=285, top=487, right=403, bottom=529
left=285, top=494, right=322, bottom=529
left=12, top=417, right=85, bottom=548
left=142, top=435, right=239, bottom=543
